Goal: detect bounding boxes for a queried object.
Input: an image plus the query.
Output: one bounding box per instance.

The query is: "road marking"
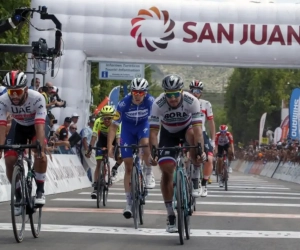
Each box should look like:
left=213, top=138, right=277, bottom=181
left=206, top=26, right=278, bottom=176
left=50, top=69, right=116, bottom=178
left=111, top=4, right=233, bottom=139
left=42, top=207, right=300, bottom=219
left=51, top=198, right=300, bottom=207
left=0, top=223, right=299, bottom=238
left=78, top=192, right=300, bottom=200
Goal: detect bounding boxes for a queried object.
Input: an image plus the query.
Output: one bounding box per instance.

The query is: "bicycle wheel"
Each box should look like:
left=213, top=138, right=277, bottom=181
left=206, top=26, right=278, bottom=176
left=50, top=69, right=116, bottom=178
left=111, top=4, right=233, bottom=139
left=176, top=171, right=184, bottom=245
left=224, top=167, right=228, bottom=191
left=131, top=166, right=139, bottom=229
left=11, top=165, right=26, bottom=243
left=138, top=172, right=144, bottom=225
left=97, top=162, right=104, bottom=208
left=29, top=176, right=42, bottom=238
left=103, top=162, right=109, bottom=207
left=183, top=175, right=191, bottom=240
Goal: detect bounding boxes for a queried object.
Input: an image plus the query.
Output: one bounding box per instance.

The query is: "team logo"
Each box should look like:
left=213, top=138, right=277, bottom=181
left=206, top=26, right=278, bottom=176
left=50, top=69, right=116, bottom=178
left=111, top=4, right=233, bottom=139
left=130, top=6, right=175, bottom=52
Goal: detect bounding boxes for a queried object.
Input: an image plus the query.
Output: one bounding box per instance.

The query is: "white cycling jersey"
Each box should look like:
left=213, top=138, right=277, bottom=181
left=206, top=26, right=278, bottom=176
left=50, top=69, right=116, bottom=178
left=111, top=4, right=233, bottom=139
left=0, top=89, right=47, bottom=126
left=199, top=98, right=213, bottom=132
left=149, top=91, right=202, bottom=133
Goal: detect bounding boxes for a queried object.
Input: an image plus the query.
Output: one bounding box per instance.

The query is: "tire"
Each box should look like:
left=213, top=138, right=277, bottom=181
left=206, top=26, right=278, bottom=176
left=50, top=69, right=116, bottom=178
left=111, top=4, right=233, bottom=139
left=176, top=171, right=184, bottom=245
left=97, top=162, right=104, bottom=208
left=139, top=172, right=144, bottom=225
left=131, top=166, right=139, bottom=229
left=184, top=175, right=191, bottom=240
left=103, top=162, right=109, bottom=207
left=11, top=165, right=26, bottom=243
left=28, top=173, right=42, bottom=238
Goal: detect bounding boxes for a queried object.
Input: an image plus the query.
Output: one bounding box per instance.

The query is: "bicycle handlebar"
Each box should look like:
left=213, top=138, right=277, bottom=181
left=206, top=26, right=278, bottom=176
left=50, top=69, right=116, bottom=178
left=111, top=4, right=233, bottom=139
left=0, top=140, right=42, bottom=158
left=90, top=147, right=108, bottom=154
left=151, top=143, right=204, bottom=159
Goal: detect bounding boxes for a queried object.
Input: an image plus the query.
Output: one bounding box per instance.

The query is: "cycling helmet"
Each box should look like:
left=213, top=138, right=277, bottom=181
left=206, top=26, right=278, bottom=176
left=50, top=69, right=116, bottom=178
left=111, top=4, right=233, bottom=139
left=130, top=78, right=149, bottom=91
left=162, top=74, right=184, bottom=90
left=100, top=105, right=115, bottom=116
left=219, top=125, right=228, bottom=133
left=189, top=80, right=204, bottom=90
left=3, top=70, right=27, bottom=88
left=0, top=86, right=7, bottom=96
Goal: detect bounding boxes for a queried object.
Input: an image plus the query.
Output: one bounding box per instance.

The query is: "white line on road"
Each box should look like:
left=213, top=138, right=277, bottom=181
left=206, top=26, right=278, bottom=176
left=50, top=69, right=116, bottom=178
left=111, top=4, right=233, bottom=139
left=52, top=198, right=300, bottom=207
left=78, top=192, right=300, bottom=199
left=0, top=223, right=299, bottom=238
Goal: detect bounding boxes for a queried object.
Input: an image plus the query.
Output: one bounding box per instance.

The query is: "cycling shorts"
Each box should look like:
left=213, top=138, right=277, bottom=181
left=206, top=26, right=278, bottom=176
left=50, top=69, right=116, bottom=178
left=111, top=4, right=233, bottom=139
left=95, top=133, right=116, bottom=160
left=120, top=121, right=149, bottom=159
left=217, top=144, right=229, bottom=158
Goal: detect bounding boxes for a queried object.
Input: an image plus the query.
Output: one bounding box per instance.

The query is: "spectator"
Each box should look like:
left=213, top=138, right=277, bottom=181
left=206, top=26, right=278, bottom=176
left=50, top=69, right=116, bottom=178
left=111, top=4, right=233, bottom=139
left=29, top=77, right=40, bottom=91
left=80, top=116, right=96, bottom=182
left=42, top=82, right=64, bottom=110
left=56, top=117, right=72, bottom=141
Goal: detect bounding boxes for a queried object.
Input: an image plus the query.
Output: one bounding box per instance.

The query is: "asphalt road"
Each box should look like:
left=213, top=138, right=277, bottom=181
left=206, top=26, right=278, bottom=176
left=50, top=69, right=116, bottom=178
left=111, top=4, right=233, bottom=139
left=1, top=167, right=300, bottom=249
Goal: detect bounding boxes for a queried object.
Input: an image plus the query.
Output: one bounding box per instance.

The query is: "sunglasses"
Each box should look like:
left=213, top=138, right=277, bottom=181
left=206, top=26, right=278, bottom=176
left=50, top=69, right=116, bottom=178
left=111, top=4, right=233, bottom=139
left=165, top=90, right=182, bottom=99
left=7, top=88, right=25, bottom=96
left=190, top=88, right=202, bottom=94
left=220, top=131, right=227, bottom=134
left=131, top=90, right=146, bottom=96
left=70, top=127, right=77, bottom=130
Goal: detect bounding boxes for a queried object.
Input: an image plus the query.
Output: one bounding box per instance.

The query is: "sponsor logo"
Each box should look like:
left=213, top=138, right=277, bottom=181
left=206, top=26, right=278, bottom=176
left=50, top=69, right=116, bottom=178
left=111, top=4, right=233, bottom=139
left=130, top=7, right=175, bottom=52
left=33, top=98, right=41, bottom=106
left=11, top=106, right=31, bottom=114
left=164, top=112, right=188, bottom=119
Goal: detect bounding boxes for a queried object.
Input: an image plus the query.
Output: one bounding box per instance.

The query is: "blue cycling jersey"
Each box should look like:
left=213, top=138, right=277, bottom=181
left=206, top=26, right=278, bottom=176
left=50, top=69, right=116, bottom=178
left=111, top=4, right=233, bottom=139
left=112, top=93, right=155, bottom=126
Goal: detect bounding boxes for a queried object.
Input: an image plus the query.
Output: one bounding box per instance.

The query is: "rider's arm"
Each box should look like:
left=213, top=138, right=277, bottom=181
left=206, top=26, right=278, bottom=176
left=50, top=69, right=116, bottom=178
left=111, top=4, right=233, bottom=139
left=148, top=101, right=161, bottom=149
left=33, top=95, right=47, bottom=150
left=228, top=132, right=234, bottom=154
left=108, top=109, right=122, bottom=151
left=190, top=98, right=204, bottom=150
left=89, top=118, right=100, bottom=147
left=206, top=101, right=216, bottom=144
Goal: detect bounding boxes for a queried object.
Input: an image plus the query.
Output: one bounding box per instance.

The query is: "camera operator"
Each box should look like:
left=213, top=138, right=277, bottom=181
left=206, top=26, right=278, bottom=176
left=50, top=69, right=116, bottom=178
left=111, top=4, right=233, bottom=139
left=41, top=82, right=65, bottom=110
left=50, top=86, right=66, bottom=108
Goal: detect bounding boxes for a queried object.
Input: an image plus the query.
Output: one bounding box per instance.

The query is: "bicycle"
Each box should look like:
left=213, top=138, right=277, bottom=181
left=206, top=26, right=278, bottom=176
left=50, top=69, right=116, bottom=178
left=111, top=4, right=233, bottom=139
left=117, top=144, right=148, bottom=229
left=91, top=147, right=111, bottom=208
left=221, top=151, right=229, bottom=191
left=0, top=141, right=42, bottom=243
left=152, top=143, right=203, bottom=245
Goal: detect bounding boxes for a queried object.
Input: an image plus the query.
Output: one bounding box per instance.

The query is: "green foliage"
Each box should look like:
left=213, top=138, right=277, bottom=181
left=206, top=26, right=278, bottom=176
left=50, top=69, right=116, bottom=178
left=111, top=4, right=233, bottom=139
left=0, top=1, right=31, bottom=73
left=225, top=68, right=299, bottom=144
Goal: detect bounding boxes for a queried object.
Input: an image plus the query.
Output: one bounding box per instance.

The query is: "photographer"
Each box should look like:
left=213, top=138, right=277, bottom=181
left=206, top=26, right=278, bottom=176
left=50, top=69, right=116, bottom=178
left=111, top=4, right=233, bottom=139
left=41, top=82, right=65, bottom=110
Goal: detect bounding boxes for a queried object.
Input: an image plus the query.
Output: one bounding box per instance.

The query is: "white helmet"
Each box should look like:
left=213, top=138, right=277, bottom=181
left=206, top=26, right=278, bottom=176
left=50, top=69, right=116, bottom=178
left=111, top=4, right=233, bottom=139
left=189, top=80, right=204, bottom=90
left=130, top=78, right=149, bottom=91
left=162, top=74, right=184, bottom=90
left=3, top=70, right=27, bottom=88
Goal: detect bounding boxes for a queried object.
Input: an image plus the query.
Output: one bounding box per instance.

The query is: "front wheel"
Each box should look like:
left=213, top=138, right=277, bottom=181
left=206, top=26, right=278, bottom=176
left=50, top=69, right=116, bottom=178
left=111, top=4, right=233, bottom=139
left=11, top=165, right=26, bottom=243
left=97, top=162, right=104, bottom=208
left=176, top=172, right=184, bottom=245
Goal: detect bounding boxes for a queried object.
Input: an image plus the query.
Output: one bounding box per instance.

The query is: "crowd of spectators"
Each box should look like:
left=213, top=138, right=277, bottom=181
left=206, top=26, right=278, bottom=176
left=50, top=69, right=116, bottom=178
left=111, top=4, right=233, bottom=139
left=235, top=140, right=300, bottom=163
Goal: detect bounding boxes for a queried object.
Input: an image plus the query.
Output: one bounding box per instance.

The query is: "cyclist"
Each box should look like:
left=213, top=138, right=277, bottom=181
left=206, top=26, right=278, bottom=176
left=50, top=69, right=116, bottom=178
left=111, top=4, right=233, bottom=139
left=107, top=77, right=155, bottom=219
left=189, top=80, right=215, bottom=196
left=0, top=70, right=48, bottom=213
left=214, top=125, right=234, bottom=187
left=149, top=74, right=206, bottom=233
left=88, top=105, right=123, bottom=198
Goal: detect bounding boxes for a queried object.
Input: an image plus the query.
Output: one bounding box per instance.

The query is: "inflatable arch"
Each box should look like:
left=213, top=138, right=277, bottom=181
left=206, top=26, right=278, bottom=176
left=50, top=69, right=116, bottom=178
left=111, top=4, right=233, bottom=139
left=28, top=0, right=300, bottom=128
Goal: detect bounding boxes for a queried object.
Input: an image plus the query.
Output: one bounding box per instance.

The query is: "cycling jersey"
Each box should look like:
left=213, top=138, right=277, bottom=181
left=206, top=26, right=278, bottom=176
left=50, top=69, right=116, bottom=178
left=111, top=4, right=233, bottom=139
left=112, top=93, right=155, bottom=126
left=0, top=89, right=46, bottom=126
left=149, top=91, right=202, bottom=133
left=215, top=132, right=234, bottom=146
left=199, top=99, right=213, bottom=132
left=93, top=117, right=121, bottom=138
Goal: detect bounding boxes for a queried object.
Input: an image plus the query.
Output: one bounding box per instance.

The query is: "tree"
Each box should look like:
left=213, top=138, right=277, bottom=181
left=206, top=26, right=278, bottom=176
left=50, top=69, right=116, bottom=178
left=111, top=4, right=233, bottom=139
left=225, top=68, right=300, bottom=144
left=0, top=1, right=31, bottom=76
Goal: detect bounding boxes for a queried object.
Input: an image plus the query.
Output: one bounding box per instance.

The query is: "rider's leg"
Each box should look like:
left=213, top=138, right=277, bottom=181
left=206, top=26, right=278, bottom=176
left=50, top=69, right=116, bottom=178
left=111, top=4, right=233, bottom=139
left=138, top=123, right=155, bottom=189
left=185, top=127, right=203, bottom=198
left=91, top=154, right=102, bottom=198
